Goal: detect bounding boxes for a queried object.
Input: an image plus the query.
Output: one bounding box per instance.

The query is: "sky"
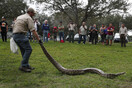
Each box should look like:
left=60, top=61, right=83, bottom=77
left=27, top=0, right=132, bottom=16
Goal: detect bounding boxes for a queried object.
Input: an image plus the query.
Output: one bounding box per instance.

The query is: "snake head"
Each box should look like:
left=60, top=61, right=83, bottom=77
left=106, top=72, right=125, bottom=79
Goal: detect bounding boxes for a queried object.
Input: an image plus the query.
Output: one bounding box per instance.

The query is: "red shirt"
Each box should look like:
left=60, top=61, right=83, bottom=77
left=107, top=26, right=115, bottom=35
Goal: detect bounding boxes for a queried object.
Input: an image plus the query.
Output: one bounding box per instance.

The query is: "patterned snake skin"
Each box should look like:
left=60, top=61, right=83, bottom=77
left=39, top=43, right=125, bottom=78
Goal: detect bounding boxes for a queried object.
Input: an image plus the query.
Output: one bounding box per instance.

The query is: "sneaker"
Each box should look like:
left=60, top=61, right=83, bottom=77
left=19, top=66, right=31, bottom=72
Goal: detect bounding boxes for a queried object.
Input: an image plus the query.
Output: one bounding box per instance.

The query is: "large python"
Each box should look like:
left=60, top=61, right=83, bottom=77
left=39, top=43, right=125, bottom=78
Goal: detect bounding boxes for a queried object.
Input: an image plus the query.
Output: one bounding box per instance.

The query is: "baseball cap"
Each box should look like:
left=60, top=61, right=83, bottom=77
left=27, top=8, right=36, bottom=14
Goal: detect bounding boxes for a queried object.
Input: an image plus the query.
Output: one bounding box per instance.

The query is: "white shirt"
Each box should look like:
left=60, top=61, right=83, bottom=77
left=119, top=27, right=127, bottom=36
left=34, top=21, right=40, bottom=31
left=68, top=24, right=76, bottom=31
left=80, top=25, right=87, bottom=35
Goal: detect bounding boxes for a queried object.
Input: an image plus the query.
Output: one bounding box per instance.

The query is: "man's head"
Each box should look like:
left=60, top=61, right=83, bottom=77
left=71, top=22, right=74, bottom=24
left=109, top=23, right=112, bottom=27
left=70, top=21, right=73, bottom=24
left=27, top=8, right=36, bottom=17
left=93, top=24, right=96, bottom=27
left=102, top=24, right=104, bottom=27
left=82, top=22, right=85, bottom=26
left=60, top=21, right=62, bottom=25
left=2, top=16, right=5, bottom=21
left=44, top=20, right=48, bottom=24
left=122, top=24, right=125, bottom=28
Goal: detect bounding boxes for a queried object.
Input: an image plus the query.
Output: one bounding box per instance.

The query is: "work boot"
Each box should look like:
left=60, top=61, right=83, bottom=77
left=27, top=66, right=35, bottom=70
left=19, top=66, right=31, bottom=72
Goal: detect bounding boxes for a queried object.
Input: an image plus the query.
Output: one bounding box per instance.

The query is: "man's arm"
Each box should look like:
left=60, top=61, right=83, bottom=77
left=42, top=24, right=44, bottom=31
left=32, top=30, right=40, bottom=41
left=79, top=29, right=80, bottom=34
left=0, top=22, right=1, bottom=32
left=38, top=21, right=41, bottom=25
left=125, top=27, right=128, bottom=36
left=62, top=26, right=64, bottom=29
left=48, top=25, right=50, bottom=31
left=119, top=28, right=121, bottom=35
left=112, top=27, right=114, bottom=32
left=100, top=28, right=102, bottom=34
left=0, top=26, right=1, bottom=32
left=83, top=25, right=87, bottom=30
left=58, top=26, right=61, bottom=30
left=95, top=27, right=98, bottom=31
left=27, top=18, right=41, bottom=43
left=109, top=27, right=114, bottom=32
left=67, top=24, right=70, bottom=28
left=6, top=25, right=8, bottom=32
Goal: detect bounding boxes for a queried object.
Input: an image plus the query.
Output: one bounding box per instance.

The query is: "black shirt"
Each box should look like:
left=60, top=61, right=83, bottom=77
left=91, top=26, right=98, bottom=34
left=0, top=21, right=8, bottom=32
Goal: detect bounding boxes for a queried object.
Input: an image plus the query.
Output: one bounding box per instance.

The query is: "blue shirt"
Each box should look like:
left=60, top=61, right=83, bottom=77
left=42, top=24, right=50, bottom=31
left=104, top=28, right=108, bottom=34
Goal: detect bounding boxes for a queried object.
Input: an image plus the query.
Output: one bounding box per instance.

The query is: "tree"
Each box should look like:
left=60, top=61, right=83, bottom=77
left=33, top=0, right=129, bottom=29
left=0, top=0, right=28, bottom=20
left=122, top=15, right=132, bottom=29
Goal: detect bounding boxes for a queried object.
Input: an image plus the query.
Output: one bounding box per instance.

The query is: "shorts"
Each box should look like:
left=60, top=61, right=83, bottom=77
left=106, top=35, right=113, bottom=40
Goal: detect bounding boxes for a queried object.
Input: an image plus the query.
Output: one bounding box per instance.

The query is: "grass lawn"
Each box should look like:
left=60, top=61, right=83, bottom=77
left=0, top=39, right=132, bottom=88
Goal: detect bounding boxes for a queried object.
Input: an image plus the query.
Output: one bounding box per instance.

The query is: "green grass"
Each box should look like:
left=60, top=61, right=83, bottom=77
left=0, top=39, right=132, bottom=88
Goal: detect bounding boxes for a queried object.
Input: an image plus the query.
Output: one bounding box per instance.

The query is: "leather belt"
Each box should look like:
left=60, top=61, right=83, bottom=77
left=13, top=32, right=26, bottom=35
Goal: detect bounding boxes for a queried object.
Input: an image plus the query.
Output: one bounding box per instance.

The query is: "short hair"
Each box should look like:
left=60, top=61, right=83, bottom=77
left=93, top=24, right=96, bottom=26
left=27, top=8, right=36, bottom=14
left=44, top=20, right=48, bottom=23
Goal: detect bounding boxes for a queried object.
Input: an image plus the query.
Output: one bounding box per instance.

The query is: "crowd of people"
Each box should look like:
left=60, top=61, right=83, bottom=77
left=0, top=8, right=128, bottom=72
left=0, top=16, right=128, bottom=47
left=40, top=20, right=128, bottom=47
left=0, top=16, right=128, bottom=48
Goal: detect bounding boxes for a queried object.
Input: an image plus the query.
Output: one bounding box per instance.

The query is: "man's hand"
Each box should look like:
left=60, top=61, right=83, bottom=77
left=59, top=28, right=61, bottom=30
left=39, top=40, right=42, bottom=44
left=83, top=25, right=86, bottom=30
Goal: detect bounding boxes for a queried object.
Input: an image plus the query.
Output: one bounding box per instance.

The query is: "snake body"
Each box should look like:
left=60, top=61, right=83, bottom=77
left=39, top=43, right=125, bottom=78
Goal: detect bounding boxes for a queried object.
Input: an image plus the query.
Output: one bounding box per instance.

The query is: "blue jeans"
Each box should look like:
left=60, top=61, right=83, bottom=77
left=43, top=30, right=49, bottom=42
left=59, top=32, right=64, bottom=41
left=78, top=35, right=86, bottom=44
left=13, top=34, right=32, bottom=67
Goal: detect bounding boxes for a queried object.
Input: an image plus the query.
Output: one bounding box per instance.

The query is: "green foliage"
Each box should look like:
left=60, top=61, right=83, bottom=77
left=0, top=40, right=132, bottom=88
left=86, top=14, right=132, bottom=32
left=0, top=0, right=28, bottom=19
left=34, top=0, right=129, bottom=28
left=122, top=15, right=132, bottom=29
